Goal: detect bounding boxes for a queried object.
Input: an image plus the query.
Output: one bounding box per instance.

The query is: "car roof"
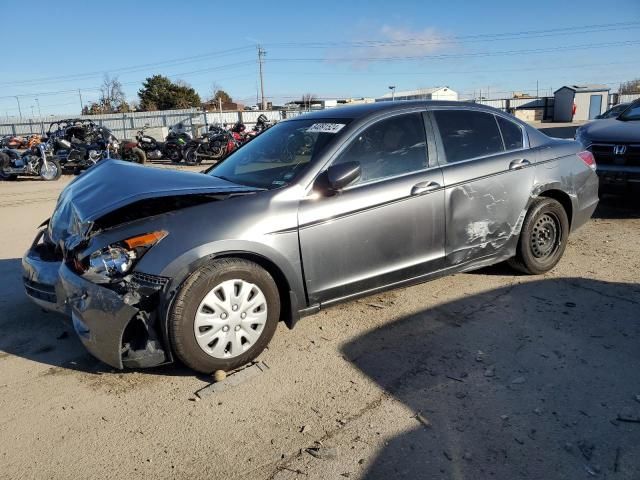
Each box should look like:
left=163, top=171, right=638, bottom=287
left=294, top=100, right=501, bottom=120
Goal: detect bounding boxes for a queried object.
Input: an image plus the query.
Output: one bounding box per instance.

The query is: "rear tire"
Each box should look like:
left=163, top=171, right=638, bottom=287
left=0, top=152, right=17, bottom=180
left=508, top=197, right=569, bottom=275
left=169, top=258, right=281, bottom=373
left=131, top=147, right=146, bottom=164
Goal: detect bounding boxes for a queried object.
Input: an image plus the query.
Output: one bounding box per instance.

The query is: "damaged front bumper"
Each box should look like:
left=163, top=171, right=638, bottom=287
left=22, top=231, right=168, bottom=369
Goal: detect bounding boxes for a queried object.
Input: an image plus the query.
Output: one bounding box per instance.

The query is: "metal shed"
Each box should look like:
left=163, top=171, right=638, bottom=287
left=553, top=84, right=610, bottom=122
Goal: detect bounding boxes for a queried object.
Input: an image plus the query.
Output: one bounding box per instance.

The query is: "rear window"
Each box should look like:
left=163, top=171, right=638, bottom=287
left=433, top=110, right=504, bottom=163
left=496, top=116, right=524, bottom=151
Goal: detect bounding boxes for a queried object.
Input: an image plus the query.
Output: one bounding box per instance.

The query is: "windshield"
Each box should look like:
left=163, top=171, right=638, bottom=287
left=207, top=118, right=351, bottom=189
left=619, top=102, right=640, bottom=121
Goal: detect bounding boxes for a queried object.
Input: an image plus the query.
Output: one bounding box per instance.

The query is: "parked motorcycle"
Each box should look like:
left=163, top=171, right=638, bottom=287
left=0, top=137, right=61, bottom=181
left=0, top=135, right=28, bottom=149
left=183, top=127, right=240, bottom=165
left=163, top=126, right=192, bottom=162
left=46, top=120, right=126, bottom=173
left=132, top=125, right=162, bottom=160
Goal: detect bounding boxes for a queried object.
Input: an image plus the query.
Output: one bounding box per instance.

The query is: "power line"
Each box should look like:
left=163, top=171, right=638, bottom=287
left=269, top=39, right=640, bottom=63
left=264, top=60, right=638, bottom=77
left=0, top=46, right=255, bottom=88
left=267, top=21, right=640, bottom=48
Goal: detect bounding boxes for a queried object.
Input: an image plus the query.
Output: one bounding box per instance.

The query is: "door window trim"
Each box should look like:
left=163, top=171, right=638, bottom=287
left=428, top=106, right=529, bottom=167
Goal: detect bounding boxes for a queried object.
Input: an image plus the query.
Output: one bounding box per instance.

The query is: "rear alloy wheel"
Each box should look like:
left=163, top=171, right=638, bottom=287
left=169, top=258, right=280, bottom=373
left=508, top=197, right=569, bottom=275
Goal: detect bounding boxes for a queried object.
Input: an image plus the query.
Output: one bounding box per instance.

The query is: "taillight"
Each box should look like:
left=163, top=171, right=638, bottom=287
left=577, top=151, right=596, bottom=170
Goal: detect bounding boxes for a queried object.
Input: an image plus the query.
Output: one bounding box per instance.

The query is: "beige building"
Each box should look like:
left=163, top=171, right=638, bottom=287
left=553, top=85, right=610, bottom=122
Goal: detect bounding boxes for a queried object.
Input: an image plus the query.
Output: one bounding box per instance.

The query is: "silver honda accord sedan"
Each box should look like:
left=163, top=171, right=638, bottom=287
left=22, top=101, right=599, bottom=373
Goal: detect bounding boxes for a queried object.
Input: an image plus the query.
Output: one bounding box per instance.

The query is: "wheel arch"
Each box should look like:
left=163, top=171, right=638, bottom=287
left=536, top=188, right=574, bottom=229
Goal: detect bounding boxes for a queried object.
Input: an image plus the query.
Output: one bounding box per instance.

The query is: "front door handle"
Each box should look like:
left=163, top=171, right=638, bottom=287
left=509, top=158, right=531, bottom=170
left=411, top=181, right=440, bottom=195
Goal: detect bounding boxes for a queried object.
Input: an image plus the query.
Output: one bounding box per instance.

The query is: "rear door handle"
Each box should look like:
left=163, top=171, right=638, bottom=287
left=509, top=158, right=531, bottom=170
left=411, top=181, right=440, bottom=195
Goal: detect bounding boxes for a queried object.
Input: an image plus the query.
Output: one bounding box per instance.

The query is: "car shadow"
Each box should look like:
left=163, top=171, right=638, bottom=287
left=0, top=258, right=201, bottom=379
left=341, top=277, right=640, bottom=479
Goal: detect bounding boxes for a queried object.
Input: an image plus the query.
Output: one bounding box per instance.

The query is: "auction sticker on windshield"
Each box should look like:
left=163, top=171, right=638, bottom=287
left=306, top=123, right=346, bottom=134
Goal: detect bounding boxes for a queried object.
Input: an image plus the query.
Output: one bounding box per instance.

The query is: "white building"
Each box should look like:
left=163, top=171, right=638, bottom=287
left=553, top=85, right=610, bottom=122
left=376, top=86, right=458, bottom=102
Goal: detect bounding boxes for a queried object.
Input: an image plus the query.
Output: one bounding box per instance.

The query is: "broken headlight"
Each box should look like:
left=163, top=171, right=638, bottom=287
left=79, top=231, right=167, bottom=284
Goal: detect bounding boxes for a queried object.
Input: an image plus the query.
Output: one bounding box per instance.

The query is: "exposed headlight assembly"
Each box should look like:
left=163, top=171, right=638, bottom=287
left=78, top=230, right=167, bottom=284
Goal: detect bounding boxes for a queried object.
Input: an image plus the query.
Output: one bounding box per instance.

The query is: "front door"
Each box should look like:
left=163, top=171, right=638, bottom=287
left=298, top=111, right=446, bottom=304
left=589, top=95, right=603, bottom=120
left=431, top=109, right=535, bottom=266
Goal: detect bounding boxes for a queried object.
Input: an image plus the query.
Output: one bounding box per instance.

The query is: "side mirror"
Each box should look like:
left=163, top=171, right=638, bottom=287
left=315, top=161, right=361, bottom=195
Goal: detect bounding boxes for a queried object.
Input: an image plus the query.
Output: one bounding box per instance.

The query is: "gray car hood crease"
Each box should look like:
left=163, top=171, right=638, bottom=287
left=580, top=118, right=640, bottom=143
left=49, top=160, right=258, bottom=246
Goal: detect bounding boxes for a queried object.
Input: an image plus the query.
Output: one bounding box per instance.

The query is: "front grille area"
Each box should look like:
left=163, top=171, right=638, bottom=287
left=590, top=143, right=640, bottom=167
left=131, top=272, right=170, bottom=288
left=24, top=278, right=57, bottom=304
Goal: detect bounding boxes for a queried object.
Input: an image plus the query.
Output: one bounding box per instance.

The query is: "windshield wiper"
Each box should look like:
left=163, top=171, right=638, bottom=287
left=212, top=175, right=266, bottom=191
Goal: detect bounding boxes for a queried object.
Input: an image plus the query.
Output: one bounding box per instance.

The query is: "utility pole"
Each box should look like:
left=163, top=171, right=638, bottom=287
left=257, top=45, right=266, bottom=110
left=389, top=85, right=396, bottom=101
left=78, top=89, right=84, bottom=112
left=35, top=98, right=42, bottom=117
left=536, top=80, right=539, bottom=98
left=14, top=96, right=22, bottom=119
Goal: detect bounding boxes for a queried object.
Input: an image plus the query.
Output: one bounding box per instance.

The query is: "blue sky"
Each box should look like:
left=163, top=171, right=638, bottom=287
left=1, top=0, right=638, bottom=118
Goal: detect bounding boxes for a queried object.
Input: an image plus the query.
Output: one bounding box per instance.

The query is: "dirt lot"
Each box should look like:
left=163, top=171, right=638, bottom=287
left=0, top=163, right=639, bottom=479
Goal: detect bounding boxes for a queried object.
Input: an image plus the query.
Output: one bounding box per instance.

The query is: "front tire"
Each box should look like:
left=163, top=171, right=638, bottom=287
left=166, top=146, right=182, bottom=163
left=39, top=158, right=62, bottom=181
left=169, top=258, right=281, bottom=373
left=508, top=197, right=569, bottom=275
left=183, top=147, right=199, bottom=166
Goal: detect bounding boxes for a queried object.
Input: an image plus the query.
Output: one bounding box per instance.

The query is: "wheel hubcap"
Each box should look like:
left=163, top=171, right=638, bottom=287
left=193, top=279, right=268, bottom=359
left=531, top=213, right=560, bottom=259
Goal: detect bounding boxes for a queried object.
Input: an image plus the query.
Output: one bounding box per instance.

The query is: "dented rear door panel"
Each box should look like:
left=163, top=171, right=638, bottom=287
left=440, top=150, right=535, bottom=266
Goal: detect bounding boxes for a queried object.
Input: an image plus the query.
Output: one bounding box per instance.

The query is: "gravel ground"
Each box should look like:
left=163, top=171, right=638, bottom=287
left=0, top=164, right=638, bottom=479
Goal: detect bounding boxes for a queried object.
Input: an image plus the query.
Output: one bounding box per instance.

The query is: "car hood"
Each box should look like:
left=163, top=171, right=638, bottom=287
left=579, top=118, right=640, bottom=144
left=48, top=160, right=258, bottom=247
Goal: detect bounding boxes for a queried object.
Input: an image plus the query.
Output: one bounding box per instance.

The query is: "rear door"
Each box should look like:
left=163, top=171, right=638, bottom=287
left=430, top=108, right=535, bottom=266
left=298, top=111, right=445, bottom=304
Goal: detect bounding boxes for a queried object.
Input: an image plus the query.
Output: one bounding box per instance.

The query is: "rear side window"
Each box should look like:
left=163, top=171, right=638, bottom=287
left=496, top=116, right=524, bottom=151
left=433, top=110, right=504, bottom=163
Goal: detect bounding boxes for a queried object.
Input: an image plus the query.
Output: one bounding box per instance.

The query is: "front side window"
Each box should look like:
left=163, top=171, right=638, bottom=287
left=333, top=112, right=428, bottom=185
left=208, top=118, right=350, bottom=189
left=433, top=110, right=504, bottom=163
left=496, top=116, right=524, bottom=151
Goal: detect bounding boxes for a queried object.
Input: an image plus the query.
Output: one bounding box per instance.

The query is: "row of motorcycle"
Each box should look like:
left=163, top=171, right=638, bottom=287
left=0, top=114, right=274, bottom=181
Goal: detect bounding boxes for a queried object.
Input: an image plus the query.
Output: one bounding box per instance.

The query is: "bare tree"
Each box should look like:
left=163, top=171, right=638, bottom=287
left=100, top=74, right=126, bottom=113
left=619, top=78, right=640, bottom=95
left=301, top=93, right=317, bottom=110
